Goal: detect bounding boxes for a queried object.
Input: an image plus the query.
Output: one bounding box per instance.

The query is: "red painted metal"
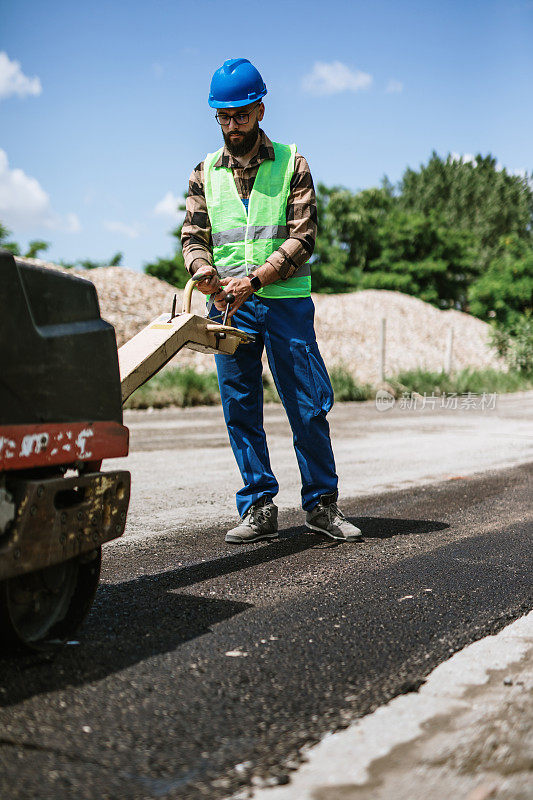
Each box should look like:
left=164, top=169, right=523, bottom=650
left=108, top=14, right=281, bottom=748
left=0, top=421, right=129, bottom=471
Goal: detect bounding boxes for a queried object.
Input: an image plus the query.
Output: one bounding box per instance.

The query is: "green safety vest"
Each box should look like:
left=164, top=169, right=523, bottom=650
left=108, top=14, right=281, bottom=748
left=203, top=140, right=311, bottom=299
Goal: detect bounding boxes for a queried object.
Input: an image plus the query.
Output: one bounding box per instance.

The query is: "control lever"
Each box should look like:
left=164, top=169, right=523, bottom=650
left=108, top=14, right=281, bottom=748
left=222, top=293, right=235, bottom=326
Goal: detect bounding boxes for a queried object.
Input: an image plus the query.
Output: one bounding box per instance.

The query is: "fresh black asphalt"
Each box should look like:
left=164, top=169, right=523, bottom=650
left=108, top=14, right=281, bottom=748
left=0, top=462, right=531, bottom=800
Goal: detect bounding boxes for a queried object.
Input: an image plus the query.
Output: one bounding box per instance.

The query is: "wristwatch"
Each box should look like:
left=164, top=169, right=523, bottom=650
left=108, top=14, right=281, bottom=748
left=249, top=274, right=262, bottom=292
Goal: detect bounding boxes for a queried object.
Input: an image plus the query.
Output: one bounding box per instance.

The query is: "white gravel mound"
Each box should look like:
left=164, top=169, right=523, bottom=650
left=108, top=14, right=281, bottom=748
left=313, top=290, right=503, bottom=383
left=18, top=258, right=503, bottom=382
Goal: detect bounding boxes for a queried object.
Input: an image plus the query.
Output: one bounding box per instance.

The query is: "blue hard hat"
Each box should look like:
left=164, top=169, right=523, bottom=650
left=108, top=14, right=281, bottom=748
left=208, top=58, right=267, bottom=108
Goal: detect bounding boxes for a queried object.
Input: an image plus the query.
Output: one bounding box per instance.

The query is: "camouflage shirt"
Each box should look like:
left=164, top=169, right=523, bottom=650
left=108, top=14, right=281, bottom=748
left=181, top=129, right=317, bottom=280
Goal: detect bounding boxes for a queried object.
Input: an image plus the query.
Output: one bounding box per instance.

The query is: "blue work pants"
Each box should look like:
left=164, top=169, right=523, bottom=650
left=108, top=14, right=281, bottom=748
left=212, top=295, right=338, bottom=516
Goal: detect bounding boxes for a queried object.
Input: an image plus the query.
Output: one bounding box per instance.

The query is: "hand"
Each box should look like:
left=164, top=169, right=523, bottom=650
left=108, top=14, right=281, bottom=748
left=193, top=266, right=220, bottom=296
left=214, top=275, right=254, bottom=317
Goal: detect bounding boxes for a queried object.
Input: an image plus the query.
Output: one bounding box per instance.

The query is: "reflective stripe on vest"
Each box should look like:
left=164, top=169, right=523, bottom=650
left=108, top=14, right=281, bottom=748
left=212, top=225, right=289, bottom=247
left=203, top=141, right=311, bottom=299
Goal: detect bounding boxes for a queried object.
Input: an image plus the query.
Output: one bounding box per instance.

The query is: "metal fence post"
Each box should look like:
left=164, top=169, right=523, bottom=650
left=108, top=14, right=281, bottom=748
left=444, top=328, right=454, bottom=374
left=379, top=318, right=386, bottom=381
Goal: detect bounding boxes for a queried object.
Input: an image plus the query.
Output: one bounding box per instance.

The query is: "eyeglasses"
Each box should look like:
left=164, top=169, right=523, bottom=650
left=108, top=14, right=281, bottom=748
left=215, top=103, right=260, bottom=127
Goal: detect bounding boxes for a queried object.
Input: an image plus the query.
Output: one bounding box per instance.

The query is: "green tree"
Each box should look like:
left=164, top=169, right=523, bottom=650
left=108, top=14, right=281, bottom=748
left=311, top=183, right=479, bottom=307
left=78, top=251, right=123, bottom=269
left=311, top=183, right=395, bottom=292
left=0, top=223, right=50, bottom=259
left=361, top=210, right=479, bottom=308
left=489, top=312, right=533, bottom=376
left=61, top=252, right=124, bottom=269
left=327, top=184, right=395, bottom=270
left=0, top=222, right=21, bottom=255
left=399, top=152, right=533, bottom=267
left=310, top=184, right=352, bottom=293
left=469, top=234, right=533, bottom=325
left=25, top=239, right=50, bottom=259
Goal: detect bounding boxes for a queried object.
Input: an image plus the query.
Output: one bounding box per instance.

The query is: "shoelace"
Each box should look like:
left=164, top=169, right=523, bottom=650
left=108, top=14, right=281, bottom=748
left=245, top=505, right=271, bottom=525
left=323, top=502, right=346, bottom=524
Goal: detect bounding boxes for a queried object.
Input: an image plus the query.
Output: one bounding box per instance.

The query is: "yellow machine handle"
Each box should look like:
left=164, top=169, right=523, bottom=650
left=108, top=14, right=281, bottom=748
left=182, top=272, right=234, bottom=327
left=182, top=269, right=225, bottom=314
left=181, top=277, right=197, bottom=314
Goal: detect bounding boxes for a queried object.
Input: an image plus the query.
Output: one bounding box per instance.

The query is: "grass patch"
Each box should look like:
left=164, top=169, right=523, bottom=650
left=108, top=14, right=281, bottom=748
left=386, top=367, right=533, bottom=398
left=262, top=375, right=281, bottom=404
left=329, top=365, right=373, bottom=401
left=262, top=366, right=372, bottom=403
left=125, top=364, right=531, bottom=410
left=125, top=367, right=220, bottom=409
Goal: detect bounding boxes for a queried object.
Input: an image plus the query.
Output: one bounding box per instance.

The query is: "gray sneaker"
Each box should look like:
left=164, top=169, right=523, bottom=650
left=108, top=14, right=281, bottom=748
left=225, top=497, right=278, bottom=544
left=306, top=494, right=363, bottom=542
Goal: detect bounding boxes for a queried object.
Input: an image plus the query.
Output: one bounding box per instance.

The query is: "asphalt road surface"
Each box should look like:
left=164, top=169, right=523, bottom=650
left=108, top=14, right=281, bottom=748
left=0, top=451, right=531, bottom=799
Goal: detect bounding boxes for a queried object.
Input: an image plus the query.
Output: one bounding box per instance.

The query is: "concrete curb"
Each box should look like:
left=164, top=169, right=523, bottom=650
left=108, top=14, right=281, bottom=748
left=244, top=610, right=533, bottom=799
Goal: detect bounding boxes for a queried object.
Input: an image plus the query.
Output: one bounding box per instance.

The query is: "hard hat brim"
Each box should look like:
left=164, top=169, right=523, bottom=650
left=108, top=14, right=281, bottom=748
left=208, top=88, right=267, bottom=109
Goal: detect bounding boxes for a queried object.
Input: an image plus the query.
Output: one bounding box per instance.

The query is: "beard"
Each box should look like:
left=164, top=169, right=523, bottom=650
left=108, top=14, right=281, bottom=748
left=223, top=121, right=260, bottom=157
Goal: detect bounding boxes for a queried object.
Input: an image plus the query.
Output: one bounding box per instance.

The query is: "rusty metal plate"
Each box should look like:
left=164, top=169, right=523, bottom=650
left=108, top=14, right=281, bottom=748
left=0, top=421, right=129, bottom=472
left=0, top=470, right=131, bottom=581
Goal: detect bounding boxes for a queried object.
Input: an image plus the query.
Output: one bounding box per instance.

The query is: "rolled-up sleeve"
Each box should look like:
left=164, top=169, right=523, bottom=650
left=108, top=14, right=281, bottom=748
left=181, top=162, right=214, bottom=276
left=265, top=153, right=317, bottom=280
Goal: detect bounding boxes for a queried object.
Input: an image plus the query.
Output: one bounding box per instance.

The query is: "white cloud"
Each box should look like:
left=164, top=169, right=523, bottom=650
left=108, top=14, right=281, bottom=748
left=0, top=149, right=48, bottom=222
left=386, top=79, right=404, bottom=94
left=153, top=191, right=182, bottom=219
left=302, top=61, right=373, bottom=96
left=450, top=152, right=477, bottom=166
left=104, top=220, right=141, bottom=239
left=0, top=148, right=80, bottom=232
left=0, top=52, right=42, bottom=100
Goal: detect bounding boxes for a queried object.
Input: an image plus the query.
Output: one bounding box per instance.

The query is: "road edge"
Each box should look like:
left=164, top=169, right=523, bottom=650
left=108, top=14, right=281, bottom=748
left=244, top=610, right=533, bottom=799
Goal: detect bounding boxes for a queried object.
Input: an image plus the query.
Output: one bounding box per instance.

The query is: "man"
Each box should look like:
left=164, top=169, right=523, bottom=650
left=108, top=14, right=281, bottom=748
left=181, top=57, right=362, bottom=545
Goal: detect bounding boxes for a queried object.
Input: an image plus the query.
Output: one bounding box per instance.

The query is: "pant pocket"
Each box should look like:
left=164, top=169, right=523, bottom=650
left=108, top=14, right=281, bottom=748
left=305, top=343, right=334, bottom=416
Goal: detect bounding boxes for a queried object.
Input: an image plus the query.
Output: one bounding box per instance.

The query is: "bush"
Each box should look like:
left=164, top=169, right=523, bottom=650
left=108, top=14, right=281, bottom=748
left=387, top=366, right=532, bottom=397
left=329, top=365, right=373, bottom=401
left=451, top=368, right=529, bottom=394
left=387, top=369, right=454, bottom=397
left=488, top=312, right=533, bottom=376
left=468, top=235, right=533, bottom=325
left=125, top=367, right=220, bottom=409
left=261, top=374, right=281, bottom=403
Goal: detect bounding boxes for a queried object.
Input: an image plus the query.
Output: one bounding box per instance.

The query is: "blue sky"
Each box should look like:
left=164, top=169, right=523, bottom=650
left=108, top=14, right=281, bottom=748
left=1, top=0, right=532, bottom=271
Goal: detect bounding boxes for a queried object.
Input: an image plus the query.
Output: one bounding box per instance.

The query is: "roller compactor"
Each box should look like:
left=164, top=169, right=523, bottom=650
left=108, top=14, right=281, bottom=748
left=0, top=251, right=250, bottom=650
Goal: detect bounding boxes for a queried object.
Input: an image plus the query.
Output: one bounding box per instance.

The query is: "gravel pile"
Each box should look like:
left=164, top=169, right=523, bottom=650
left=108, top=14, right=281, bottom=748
left=18, top=258, right=503, bottom=382
left=312, top=290, right=503, bottom=382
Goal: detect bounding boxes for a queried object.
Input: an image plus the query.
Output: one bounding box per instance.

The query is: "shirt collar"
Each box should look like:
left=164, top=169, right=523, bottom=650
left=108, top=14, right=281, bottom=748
left=214, top=129, right=275, bottom=169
